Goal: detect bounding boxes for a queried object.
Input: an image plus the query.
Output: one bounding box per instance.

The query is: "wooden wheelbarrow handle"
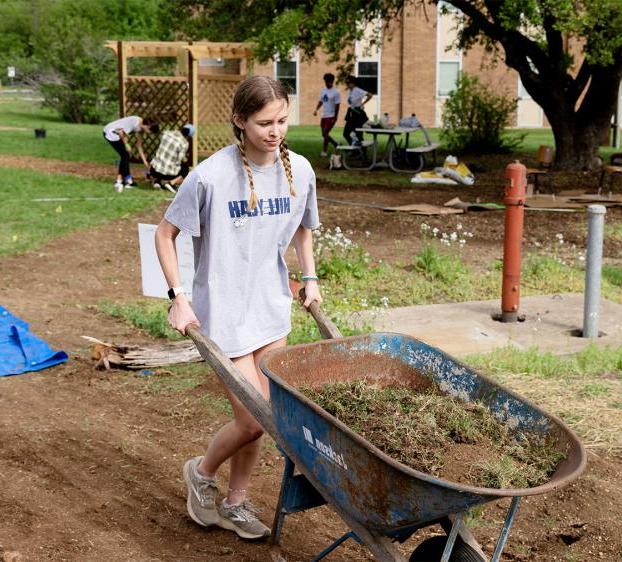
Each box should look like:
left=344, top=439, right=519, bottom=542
left=299, top=288, right=343, bottom=339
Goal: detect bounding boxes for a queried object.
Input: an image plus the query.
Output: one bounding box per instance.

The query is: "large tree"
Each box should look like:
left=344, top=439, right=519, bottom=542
left=167, top=0, right=622, bottom=170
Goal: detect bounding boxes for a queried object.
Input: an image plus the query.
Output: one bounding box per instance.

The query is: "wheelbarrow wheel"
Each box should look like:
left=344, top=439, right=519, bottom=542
left=410, top=536, right=485, bottom=562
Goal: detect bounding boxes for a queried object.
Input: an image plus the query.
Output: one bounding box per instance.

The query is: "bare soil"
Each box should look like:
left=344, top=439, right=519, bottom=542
left=1, top=159, right=622, bottom=561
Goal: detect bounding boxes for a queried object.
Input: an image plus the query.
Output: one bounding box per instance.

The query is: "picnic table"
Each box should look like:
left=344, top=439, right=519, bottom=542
left=336, top=125, right=439, bottom=172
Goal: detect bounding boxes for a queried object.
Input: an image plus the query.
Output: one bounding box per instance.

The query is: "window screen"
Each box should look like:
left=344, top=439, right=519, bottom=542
left=438, top=61, right=460, bottom=96
left=356, top=61, right=378, bottom=95
left=276, top=60, right=297, bottom=94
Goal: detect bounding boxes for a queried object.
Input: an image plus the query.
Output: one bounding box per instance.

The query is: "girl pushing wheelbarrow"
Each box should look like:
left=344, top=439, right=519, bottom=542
left=155, top=76, right=323, bottom=540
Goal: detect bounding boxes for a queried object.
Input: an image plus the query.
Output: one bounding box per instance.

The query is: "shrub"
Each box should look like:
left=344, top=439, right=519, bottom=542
left=313, top=226, right=371, bottom=280
left=441, top=74, right=523, bottom=154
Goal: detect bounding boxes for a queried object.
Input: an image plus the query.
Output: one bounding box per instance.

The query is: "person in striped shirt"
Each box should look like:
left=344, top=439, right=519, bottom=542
left=150, top=124, right=195, bottom=193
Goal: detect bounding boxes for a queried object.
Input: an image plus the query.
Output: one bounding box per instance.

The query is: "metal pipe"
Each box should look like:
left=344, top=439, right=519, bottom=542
left=501, top=161, right=527, bottom=322
left=583, top=205, right=606, bottom=338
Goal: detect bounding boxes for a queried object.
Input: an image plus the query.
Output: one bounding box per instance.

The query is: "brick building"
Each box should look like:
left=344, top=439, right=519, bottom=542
left=253, top=4, right=545, bottom=128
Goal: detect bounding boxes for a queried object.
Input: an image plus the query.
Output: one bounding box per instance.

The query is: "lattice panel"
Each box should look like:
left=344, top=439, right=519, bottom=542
left=124, top=77, right=190, bottom=162
left=197, top=76, right=244, bottom=155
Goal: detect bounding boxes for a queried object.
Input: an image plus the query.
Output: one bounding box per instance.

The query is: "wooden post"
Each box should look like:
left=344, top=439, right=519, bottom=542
left=117, top=40, right=127, bottom=117
left=188, top=48, right=199, bottom=167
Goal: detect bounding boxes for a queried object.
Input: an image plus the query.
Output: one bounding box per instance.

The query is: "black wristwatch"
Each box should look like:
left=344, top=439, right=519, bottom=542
left=168, top=286, right=184, bottom=300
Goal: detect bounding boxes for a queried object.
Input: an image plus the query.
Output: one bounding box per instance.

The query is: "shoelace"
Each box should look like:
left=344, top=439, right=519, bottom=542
left=195, top=479, right=217, bottom=504
left=228, top=500, right=262, bottom=521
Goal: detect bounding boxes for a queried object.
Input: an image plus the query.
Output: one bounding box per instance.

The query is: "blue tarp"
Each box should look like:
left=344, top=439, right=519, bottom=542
left=0, top=305, right=68, bottom=376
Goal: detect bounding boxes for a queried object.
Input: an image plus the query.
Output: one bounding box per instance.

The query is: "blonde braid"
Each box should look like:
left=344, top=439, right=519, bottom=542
left=237, top=136, right=259, bottom=211
left=279, top=141, right=297, bottom=198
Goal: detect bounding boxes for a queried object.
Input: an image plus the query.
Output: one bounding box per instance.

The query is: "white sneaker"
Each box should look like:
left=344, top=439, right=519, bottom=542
left=163, top=183, right=176, bottom=194
left=320, top=151, right=328, bottom=157
left=114, top=181, right=124, bottom=193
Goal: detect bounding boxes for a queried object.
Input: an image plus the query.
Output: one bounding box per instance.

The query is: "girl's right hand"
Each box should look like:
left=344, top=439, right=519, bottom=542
left=167, top=294, right=200, bottom=335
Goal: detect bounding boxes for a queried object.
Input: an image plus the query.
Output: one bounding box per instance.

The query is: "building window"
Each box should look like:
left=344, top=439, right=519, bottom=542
left=276, top=60, right=297, bottom=94
left=438, top=61, right=460, bottom=96
left=356, top=61, right=378, bottom=95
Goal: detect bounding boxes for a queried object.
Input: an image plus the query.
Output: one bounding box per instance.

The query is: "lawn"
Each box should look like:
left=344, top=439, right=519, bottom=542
left=0, top=167, right=163, bottom=255
left=2, top=91, right=618, bottom=188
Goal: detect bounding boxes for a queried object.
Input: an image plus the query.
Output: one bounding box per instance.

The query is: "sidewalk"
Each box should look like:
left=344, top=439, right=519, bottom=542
left=354, top=293, right=622, bottom=357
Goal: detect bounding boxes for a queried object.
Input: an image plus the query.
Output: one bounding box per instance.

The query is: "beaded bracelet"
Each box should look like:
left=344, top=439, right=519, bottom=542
left=302, top=275, right=319, bottom=282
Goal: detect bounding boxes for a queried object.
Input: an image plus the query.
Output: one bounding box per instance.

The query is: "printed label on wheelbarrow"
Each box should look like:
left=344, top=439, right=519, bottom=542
left=302, top=426, right=348, bottom=470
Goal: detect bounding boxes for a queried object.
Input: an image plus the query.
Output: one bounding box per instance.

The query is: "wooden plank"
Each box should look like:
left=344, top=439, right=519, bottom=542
left=124, top=41, right=188, bottom=58
left=189, top=53, right=199, bottom=167
left=118, top=41, right=127, bottom=117
left=126, top=75, right=187, bottom=83
left=199, top=74, right=246, bottom=83
left=187, top=42, right=252, bottom=60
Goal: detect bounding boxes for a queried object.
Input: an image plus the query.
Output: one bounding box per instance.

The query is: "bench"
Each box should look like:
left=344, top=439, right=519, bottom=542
left=389, top=142, right=440, bottom=173
left=335, top=140, right=377, bottom=170
left=599, top=164, right=622, bottom=193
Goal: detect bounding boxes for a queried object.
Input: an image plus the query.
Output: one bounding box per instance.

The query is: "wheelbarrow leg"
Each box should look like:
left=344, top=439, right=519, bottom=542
left=440, top=512, right=464, bottom=562
left=490, top=496, right=521, bottom=562
left=310, top=531, right=359, bottom=561
left=271, top=456, right=295, bottom=545
left=271, top=453, right=327, bottom=546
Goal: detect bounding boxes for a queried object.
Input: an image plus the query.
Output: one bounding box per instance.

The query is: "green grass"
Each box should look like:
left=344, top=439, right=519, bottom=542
left=99, top=299, right=182, bottom=340
left=465, top=344, right=622, bottom=379
left=0, top=167, right=164, bottom=255
left=0, top=95, right=112, bottom=164
left=603, top=265, right=622, bottom=288
left=605, top=221, right=622, bottom=241
left=142, top=362, right=205, bottom=393
left=98, top=243, right=622, bottom=343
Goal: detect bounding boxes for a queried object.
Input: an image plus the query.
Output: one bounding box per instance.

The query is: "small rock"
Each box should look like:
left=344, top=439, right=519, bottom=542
left=3, top=552, right=24, bottom=562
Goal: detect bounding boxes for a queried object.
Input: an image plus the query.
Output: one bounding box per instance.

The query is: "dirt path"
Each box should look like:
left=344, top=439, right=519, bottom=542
left=1, top=177, right=622, bottom=561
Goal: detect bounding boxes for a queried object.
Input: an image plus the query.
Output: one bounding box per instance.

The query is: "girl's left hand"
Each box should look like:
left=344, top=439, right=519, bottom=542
left=301, top=280, right=322, bottom=308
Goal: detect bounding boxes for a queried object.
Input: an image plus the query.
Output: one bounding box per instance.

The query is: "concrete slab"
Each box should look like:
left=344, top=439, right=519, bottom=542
left=354, top=293, right=622, bottom=357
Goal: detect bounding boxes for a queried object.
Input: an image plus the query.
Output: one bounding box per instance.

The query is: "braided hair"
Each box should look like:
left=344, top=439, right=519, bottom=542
left=231, top=76, right=296, bottom=210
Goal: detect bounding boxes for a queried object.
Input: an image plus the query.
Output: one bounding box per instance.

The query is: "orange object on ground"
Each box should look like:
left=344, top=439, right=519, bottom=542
left=501, top=161, right=527, bottom=322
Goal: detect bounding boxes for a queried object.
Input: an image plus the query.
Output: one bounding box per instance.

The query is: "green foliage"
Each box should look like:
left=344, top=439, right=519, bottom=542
left=603, top=265, right=622, bottom=288
left=99, top=299, right=181, bottom=340
left=413, top=245, right=467, bottom=283
left=313, top=227, right=371, bottom=280
left=441, top=74, right=523, bottom=154
left=0, top=0, right=167, bottom=122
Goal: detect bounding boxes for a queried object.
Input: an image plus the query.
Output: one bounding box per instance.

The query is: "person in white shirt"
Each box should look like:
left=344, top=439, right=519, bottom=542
left=343, top=75, right=373, bottom=145
left=102, top=116, right=160, bottom=192
left=313, top=73, right=341, bottom=156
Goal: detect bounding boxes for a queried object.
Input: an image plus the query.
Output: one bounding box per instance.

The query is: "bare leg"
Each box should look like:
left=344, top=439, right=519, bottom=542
left=197, top=337, right=286, bottom=504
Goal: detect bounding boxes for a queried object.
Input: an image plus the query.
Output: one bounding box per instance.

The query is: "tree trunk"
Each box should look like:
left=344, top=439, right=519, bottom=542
left=535, top=68, right=621, bottom=171
left=551, top=120, right=607, bottom=171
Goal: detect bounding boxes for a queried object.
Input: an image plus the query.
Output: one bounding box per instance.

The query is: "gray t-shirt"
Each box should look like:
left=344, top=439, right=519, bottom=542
left=164, top=144, right=320, bottom=358
left=103, top=116, right=141, bottom=142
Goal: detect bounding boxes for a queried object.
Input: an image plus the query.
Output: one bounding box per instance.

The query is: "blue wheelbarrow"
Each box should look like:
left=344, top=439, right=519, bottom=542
left=187, top=299, right=586, bottom=562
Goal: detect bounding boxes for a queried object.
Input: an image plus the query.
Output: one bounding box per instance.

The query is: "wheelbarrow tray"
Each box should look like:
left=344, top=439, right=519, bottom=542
left=260, top=332, right=586, bottom=534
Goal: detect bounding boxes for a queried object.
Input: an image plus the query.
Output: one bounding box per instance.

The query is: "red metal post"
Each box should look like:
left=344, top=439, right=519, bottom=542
left=501, top=161, right=527, bottom=322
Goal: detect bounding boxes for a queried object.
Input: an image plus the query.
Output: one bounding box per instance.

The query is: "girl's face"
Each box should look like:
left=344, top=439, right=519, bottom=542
left=236, top=98, right=289, bottom=155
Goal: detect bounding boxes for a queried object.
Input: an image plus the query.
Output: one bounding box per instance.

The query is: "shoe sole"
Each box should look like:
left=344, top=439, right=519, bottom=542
left=183, top=459, right=220, bottom=528
left=216, top=517, right=271, bottom=540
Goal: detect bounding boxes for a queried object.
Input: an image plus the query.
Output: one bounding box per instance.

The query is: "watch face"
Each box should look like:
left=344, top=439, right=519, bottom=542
left=168, top=288, right=176, bottom=300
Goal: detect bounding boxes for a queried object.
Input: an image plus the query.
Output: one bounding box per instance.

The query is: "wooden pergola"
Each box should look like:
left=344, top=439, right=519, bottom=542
left=106, top=40, right=253, bottom=165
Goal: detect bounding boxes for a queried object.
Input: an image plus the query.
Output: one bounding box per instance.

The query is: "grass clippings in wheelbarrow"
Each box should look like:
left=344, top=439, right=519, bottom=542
left=301, top=379, right=567, bottom=489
